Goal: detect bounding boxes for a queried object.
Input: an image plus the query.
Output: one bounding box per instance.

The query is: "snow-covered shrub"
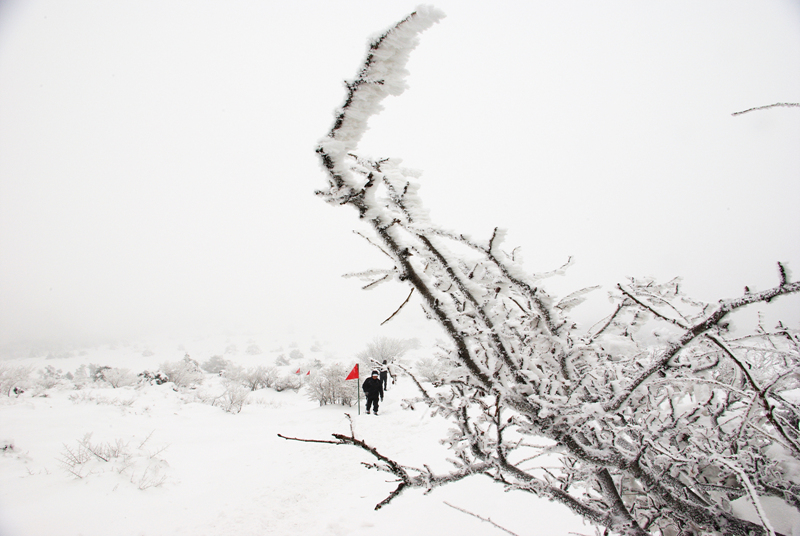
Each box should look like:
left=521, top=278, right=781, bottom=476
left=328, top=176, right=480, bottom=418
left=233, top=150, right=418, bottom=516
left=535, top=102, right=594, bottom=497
left=357, top=337, right=414, bottom=367
left=93, top=365, right=112, bottom=382
left=219, top=362, right=243, bottom=380
left=101, top=367, right=135, bottom=388
left=245, top=344, right=262, bottom=355
left=197, top=381, right=250, bottom=414
left=235, top=366, right=278, bottom=391
left=273, top=373, right=302, bottom=392
left=305, top=363, right=356, bottom=406
left=58, top=432, right=168, bottom=489
left=217, top=382, right=250, bottom=414
left=356, top=337, right=419, bottom=384
left=289, top=349, right=303, bottom=360
left=201, top=355, right=230, bottom=374
left=275, top=354, right=290, bottom=366
left=37, top=365, right=67, bottom=389
left=159, top=356, right=204, bottom=388
left=413, top=356, right=452, bottom=384
left=71, top=364, right=92, bottom=387
left=0, top=364, right=32, bottom=396
left=72, top=363, right=115, bottom=386
left=138, top=370, right=169, bottom=385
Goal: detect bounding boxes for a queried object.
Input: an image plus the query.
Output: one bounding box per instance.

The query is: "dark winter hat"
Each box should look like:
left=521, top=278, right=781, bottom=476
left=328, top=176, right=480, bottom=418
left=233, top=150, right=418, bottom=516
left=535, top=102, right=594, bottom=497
left=371, top=370, right=379, bottom=376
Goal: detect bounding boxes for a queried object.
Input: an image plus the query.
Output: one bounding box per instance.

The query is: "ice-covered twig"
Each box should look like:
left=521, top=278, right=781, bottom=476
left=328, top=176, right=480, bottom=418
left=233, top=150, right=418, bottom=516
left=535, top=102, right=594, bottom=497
left=606, top=278, right=800, bottom=413
left=706, top=333, right=800, bottom=456
left=715, top=456, right=776, bottom=536
left=732, top=102, right=800, bottom=116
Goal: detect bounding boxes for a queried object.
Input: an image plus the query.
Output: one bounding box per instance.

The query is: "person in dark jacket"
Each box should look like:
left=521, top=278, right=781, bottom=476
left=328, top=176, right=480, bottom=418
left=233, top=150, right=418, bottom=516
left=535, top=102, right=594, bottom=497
left=379, top=360, right=393, bottom=391
left=362, top=370, right=384, bottom=415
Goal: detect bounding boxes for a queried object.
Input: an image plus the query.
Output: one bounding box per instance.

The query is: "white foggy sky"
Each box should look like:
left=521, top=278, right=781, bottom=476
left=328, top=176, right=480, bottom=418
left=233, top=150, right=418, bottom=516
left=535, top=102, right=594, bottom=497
left=1, top=1, right=798, bottom=353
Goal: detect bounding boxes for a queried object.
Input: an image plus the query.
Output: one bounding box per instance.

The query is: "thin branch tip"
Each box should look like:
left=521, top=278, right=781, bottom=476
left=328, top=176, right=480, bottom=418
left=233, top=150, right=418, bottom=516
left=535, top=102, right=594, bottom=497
left=732, top=102, right=800, bottom=116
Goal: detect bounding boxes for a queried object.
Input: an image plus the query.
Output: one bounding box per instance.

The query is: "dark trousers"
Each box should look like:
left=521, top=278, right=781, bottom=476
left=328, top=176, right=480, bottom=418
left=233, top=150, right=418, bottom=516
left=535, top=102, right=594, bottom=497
left=380, top=372, right=388, bottom=390
left=366, top=396, right=380, bottom=413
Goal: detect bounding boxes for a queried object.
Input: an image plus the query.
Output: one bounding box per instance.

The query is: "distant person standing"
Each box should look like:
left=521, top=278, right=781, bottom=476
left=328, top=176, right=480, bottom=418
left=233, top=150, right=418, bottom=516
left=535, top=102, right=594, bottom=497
left=362, top=370, right=384, bottom=415
left=379, top=360, right=393, bottom=391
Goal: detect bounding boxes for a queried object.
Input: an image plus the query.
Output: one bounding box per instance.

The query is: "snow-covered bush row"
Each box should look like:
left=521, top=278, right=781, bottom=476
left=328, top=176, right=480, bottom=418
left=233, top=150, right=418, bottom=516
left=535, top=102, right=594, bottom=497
left=3, top=351, right=352, bottom=415
left=1, top=363, right=137, bottom=398
left=70, top=363, right=135, bottom=389
left=2, top=347, right=368, bottom=422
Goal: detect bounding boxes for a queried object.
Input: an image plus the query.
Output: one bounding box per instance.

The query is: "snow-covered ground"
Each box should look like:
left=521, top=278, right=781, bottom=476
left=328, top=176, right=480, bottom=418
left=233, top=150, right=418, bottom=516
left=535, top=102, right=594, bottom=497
left=0, top=337, right=591, bottom=536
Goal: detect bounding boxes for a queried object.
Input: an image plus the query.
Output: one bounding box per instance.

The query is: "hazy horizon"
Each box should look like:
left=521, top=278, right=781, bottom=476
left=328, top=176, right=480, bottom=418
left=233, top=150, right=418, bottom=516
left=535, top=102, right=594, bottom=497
left=1, top=1, right=798, bottom=354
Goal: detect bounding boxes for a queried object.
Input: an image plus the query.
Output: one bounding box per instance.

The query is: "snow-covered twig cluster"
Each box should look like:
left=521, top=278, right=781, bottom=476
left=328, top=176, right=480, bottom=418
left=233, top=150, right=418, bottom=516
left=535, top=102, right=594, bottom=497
left=314, top=8, right=800, bottom=536
left=58, top=432, right=168, bottom=489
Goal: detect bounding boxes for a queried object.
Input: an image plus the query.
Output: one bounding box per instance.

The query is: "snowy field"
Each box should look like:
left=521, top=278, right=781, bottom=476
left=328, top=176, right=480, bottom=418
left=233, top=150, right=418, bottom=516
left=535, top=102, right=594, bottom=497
left=0, top=337, right=592, bottom=536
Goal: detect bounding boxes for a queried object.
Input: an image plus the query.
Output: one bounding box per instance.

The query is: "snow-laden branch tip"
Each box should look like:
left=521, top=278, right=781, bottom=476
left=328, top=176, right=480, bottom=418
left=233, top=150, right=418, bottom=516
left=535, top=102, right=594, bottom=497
left=316, top=6, right=444, bottom=204
left=732, top=102, right=800, bottom=116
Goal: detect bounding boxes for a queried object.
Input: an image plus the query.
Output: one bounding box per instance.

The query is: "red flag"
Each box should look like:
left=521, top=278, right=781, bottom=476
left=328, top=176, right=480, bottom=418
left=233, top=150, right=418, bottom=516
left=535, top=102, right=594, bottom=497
left=295, top=368, right=301, bottom=374
left=345, top=364, right=359, bottom=380
left=306, top=371, right=310, bottom=376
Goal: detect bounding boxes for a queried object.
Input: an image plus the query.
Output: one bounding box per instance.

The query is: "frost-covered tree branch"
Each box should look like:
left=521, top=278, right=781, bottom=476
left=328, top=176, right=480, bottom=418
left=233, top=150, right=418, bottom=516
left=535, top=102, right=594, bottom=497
left=311, top=8, right=800, bottom=536
left=732, top=102, right=800, bottom=116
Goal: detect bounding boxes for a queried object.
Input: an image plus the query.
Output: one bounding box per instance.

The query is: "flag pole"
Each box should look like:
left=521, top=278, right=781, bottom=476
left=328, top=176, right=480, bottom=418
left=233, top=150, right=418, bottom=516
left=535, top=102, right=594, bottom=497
left=345, top=363, right=361, bottom=415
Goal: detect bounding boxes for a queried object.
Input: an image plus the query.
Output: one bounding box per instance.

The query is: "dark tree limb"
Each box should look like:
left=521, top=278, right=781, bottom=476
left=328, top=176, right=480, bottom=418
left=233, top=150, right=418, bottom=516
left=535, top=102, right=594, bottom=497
left=595, top=468, right=648, bottom=536
left=381, top=288, right=415, bottom=325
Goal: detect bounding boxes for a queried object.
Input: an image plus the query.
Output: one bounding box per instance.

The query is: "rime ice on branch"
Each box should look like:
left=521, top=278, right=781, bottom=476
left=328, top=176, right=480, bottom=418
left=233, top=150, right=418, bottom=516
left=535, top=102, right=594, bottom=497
left=317, top=6, right=444, bottom=209
left=312, top=8, right=800, bottom=536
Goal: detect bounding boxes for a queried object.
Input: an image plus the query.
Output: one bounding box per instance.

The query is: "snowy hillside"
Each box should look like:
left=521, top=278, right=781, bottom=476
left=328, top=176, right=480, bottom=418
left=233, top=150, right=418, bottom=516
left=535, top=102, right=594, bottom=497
left=0, top=338, right=591, bottom=536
